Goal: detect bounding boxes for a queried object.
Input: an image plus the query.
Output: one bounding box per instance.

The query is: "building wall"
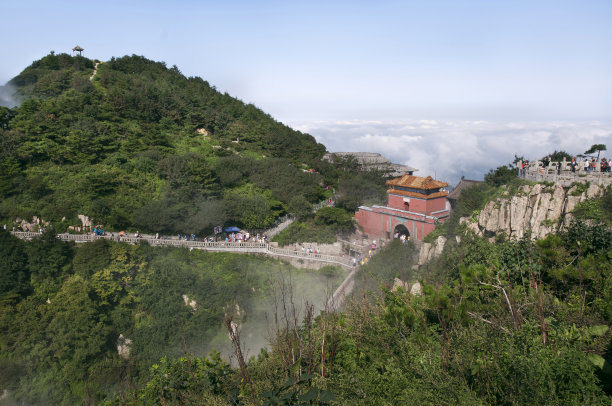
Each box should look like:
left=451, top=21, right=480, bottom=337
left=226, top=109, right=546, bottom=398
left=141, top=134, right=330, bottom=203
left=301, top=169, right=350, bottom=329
left=355, top=208, right=439, bottom=241
left=388, top=194, right=447, bottom=214
left=425, top=196, right=448, bottom=213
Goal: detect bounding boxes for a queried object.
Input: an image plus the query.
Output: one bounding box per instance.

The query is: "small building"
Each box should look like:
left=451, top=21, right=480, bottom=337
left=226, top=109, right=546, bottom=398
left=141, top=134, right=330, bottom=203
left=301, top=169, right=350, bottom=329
left=72, top=45, right=84, bottom=56
left=447, top=176, right=484, bottom=210
left=355, top=174, right=450, bottom=241
left=323, top=152, right=418, bottom=177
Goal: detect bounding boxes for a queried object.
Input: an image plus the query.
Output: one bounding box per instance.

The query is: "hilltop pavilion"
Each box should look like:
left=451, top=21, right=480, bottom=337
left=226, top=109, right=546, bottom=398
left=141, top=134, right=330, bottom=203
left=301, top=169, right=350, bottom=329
left=355, top=174, right=450, bottom=241
left=72, top=45, right=84, bottom=56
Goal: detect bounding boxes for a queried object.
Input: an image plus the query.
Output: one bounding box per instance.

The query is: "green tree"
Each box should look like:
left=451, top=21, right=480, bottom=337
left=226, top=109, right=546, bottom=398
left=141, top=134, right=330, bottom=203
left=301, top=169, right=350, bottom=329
left=585, top=144, right=607, bottom=160
left=314, top=206, right=354, bottom=233
left=484, top=164, right=516, bottom=187
left=0, top=231, right=30, bottom=298
left=547, top=150, right=572, bottom=162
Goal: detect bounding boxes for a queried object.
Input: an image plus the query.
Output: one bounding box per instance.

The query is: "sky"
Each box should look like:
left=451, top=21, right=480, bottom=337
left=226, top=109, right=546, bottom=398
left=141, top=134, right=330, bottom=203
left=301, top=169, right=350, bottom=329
left=2, top=0, right=612, bottom=184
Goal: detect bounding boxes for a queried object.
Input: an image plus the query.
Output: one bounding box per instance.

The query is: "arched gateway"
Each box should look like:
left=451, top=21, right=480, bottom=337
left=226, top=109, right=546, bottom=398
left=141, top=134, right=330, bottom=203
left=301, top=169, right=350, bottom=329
left=394, top=224, right=410, bottom=240
left=355, top=174, right=450, bottom=241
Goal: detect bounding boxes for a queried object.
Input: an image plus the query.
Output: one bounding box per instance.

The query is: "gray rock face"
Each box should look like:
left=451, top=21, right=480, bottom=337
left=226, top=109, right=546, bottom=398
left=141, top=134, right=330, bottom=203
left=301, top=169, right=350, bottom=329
left=15, top=216, right=49, bottom=232
left=465, top=183, right=604, bottom=241
left=417, top=181, right=605, bottom=266
left=418, top=243, right=432, bottom=265
left=417, top=236, right=447, bottom=265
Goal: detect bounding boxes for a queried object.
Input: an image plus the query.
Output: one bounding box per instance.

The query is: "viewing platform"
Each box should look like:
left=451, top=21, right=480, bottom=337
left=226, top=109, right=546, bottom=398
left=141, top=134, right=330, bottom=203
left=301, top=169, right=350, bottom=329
left=517, top=158, right=611, bottom=187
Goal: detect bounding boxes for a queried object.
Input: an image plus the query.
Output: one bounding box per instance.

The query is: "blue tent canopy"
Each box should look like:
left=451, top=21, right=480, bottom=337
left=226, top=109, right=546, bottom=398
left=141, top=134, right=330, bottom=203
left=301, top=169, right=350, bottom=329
left=223, top=226, right=241, bottom=233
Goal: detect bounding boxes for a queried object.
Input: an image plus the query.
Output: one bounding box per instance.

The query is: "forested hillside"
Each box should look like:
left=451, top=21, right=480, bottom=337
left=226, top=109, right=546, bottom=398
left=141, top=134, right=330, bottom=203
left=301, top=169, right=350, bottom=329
left=0, top=230, right=344, bottom=404
left=2, top=53, right=610, bottom=405
left=0, top=52, right=328, bottom=234
left=123, top=182, right=610, bottom=405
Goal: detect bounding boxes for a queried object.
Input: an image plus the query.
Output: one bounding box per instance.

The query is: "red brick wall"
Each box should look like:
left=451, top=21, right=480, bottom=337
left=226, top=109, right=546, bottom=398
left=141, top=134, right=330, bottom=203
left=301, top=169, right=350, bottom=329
left=425, top=197, right=447, bottom=213
left=388, top=194, right=447, bottom=215
left=355, top=207, right=440, bottom=241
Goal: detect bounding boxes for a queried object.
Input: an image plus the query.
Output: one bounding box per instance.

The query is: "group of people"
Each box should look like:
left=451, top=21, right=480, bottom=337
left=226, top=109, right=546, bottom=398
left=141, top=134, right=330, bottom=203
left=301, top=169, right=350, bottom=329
left=302, top=246, right=320, bottom=254
left=521, top=156, right=611, bottom=174
left=224, top=232, right=268, bottom=243
left=177, top=233, right=198, bottom=241
left=569, top=156, right=611, bottom=173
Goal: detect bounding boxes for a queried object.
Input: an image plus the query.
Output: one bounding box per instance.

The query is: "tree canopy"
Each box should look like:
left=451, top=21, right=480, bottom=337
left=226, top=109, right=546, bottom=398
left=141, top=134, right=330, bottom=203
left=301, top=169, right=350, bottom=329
left=0, top=53, right=328, bottom=234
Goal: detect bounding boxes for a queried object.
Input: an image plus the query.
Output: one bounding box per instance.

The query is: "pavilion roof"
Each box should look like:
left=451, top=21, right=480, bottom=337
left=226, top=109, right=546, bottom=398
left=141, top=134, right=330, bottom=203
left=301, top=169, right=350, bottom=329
left=447, top=177, right=484, bottom=201
left=73, top=45, right=84, bottom=51
left=386, top=174, right=448, bottom=190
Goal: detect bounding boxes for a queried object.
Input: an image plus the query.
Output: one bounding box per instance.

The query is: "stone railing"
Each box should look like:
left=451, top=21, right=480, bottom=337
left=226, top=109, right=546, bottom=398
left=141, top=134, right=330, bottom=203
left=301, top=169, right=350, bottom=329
left=517, top=159, right=611, bottom=187
left=9, top=231, right=354, bottom=269
left=263, top=216, right=295, bottom=239
left=327, top=266, right=359, bottom=311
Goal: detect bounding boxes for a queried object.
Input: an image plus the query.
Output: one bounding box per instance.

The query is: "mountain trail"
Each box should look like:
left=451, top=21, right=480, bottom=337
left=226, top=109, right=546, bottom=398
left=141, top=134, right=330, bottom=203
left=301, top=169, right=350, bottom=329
left=89, top=62, right=99, bottom=81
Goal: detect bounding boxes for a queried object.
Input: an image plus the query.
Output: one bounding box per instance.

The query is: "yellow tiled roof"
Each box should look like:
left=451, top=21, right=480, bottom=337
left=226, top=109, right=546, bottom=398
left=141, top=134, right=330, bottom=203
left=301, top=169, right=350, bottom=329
left=386, top=174, right=449, bottom=190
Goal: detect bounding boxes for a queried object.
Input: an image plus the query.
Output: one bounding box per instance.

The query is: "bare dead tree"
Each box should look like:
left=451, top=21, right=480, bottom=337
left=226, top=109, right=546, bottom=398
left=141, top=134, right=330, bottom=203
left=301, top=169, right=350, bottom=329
left=224, top=313, right=257, bottom=405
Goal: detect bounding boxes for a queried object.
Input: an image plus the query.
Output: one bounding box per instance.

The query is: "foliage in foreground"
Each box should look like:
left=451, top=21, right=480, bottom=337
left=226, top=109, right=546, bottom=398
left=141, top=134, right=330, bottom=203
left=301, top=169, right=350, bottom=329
left=0, top=232, right=342, bottom=405
left=115, top=217, right=611, bottom=405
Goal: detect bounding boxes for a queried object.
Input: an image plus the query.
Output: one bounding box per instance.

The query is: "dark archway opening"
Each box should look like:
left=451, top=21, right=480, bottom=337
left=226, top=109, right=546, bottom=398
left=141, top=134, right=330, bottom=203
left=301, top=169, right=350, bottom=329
left=393, top=224, right=410, bottom=242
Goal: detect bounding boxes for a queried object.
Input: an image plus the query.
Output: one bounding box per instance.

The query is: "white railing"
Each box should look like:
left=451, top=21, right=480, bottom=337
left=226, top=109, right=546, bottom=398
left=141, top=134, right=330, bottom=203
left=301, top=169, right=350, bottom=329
left=9, top=232, right=354, bottom=268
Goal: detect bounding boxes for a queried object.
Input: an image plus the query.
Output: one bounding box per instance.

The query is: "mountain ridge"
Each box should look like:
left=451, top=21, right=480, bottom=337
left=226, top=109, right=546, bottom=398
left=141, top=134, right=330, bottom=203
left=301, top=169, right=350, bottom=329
left=0, top=53, right=331, bottom=234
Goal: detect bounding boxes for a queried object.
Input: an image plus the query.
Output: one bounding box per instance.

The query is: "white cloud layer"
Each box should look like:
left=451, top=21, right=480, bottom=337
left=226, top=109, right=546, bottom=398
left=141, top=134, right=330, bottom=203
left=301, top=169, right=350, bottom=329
left=293, top=120, right=612, bottom=186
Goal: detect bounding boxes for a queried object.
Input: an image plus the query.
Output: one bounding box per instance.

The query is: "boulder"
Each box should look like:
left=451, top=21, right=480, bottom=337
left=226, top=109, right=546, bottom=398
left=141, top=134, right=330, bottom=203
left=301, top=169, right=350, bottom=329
left=410, top=282, right=422, bottom=296
left=117, top=334, right=132, bottom=359
left=182, top=294, right=197, bottom=311
left=391, top=278, right=410, bottom=292
left=418, top=243, right=432, bottom=265
left=433, top=236, right=447, bottom=256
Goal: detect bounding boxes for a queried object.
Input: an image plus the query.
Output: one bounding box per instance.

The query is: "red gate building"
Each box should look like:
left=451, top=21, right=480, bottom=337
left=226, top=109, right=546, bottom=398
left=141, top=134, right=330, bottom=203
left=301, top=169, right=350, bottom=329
left=355, top=174, right=450, bottom=241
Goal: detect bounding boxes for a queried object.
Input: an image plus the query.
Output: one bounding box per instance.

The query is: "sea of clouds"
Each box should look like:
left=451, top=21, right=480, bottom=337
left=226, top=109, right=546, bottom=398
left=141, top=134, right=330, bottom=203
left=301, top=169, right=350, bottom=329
left=293, top=120, right=612, bottom=186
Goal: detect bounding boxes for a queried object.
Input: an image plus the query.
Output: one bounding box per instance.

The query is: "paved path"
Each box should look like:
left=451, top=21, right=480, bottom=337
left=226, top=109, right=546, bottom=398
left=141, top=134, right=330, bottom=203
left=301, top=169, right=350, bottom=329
left=9, top=231, right=355, bottom=270
left=11, top=230, right=363, bottom=309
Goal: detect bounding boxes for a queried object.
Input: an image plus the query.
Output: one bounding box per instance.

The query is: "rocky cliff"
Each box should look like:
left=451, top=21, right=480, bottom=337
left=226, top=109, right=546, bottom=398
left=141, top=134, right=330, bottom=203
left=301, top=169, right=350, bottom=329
left=418, top=182, right=607, bottom=265
left=463, top=183, right=605, bottom=240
